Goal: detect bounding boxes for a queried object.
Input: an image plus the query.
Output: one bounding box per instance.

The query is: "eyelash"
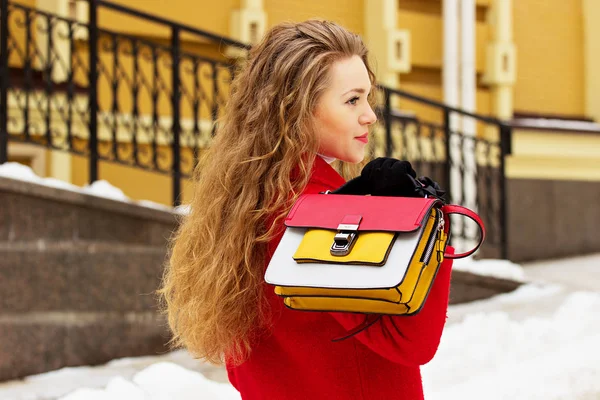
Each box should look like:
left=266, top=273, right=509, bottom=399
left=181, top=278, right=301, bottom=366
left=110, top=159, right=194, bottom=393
left=347, top=96, right=360, bottom=105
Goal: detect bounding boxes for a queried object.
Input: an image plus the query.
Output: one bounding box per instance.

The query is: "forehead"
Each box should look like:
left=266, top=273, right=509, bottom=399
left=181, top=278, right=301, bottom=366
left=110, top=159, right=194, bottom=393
left=327, top=55, right=371, bottom=91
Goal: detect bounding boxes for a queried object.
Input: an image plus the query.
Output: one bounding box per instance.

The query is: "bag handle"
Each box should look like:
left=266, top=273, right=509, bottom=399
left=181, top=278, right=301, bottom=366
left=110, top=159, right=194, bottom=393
left=440, top=204, right=486, bottom=259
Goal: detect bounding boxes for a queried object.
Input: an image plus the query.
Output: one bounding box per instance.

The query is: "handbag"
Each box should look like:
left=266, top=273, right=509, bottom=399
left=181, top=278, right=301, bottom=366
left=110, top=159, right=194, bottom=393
left=264, top=192, right=485, bottom=338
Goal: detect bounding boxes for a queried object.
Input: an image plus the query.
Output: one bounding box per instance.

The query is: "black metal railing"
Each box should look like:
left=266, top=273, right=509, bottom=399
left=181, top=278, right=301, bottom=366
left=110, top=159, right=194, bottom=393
left=0, top=0, right=248, bottom=205
left=375, top=87, right=511, bottom=258
left=0, top=0, right=511, bottom=257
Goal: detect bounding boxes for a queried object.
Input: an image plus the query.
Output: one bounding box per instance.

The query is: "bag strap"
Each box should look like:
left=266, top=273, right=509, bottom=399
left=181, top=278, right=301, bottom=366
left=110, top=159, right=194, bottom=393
left=331, top=314, right=381, bottom=342
left=440, top=204, right=486, bottom=259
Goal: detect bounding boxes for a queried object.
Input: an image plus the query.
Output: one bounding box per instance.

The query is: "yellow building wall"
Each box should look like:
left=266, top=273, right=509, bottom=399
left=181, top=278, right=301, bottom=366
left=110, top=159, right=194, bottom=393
left=513, top=0, right=585, bottom=116
left=394, top=1, right=491, bottom=133
left=98, top=0, right=241, bottom=39
left=264, top=0, right=364, bottom=35
left=583, top=0, right=600, bottom=123
left=507, top=130, right=600, bottom=182
left=398, top=2, right=489, bottom=73
left=400, top=69, right=491, bottom=122
left=71, top=147, right=195, bottom=204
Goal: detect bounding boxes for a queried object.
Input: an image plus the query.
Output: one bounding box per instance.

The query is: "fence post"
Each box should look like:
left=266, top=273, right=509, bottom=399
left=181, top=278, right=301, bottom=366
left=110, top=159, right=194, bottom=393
left=88, top=0, right=98, bottom=183
left=383, top=88, right=392, bottom=157
left=0, top=0, right=9, bottom=164
left=499, top=123, right=512, bottom=259
left=443, top=108, right=451, bottom=198
left=171, top=26, right=181, bottom=207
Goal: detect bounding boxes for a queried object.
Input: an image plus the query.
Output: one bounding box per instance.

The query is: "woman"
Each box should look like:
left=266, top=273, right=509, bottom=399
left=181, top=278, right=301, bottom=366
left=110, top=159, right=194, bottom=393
left=160, top=20, right=453, bottom=399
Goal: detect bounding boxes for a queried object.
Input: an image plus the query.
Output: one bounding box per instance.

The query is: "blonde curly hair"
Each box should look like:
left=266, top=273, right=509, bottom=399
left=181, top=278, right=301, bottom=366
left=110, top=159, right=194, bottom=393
left=158, top=19, right=376, bottom=366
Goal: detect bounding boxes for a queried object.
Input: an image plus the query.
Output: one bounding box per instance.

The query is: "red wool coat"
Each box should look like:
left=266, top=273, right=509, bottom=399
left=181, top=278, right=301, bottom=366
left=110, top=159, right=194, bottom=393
left=226, top=156, right=454, bottom=400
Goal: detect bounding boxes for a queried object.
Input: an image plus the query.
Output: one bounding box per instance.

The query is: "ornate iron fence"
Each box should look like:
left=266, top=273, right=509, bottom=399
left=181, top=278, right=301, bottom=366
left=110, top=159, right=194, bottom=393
left=372, top=88, right=511, bottom=259
left=0, top=0, right=248, bottom=204
left=0, top=0, right=511, bottom=257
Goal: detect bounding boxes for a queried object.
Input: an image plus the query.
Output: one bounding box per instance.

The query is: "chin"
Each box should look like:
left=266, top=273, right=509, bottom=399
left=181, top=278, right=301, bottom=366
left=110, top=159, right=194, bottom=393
left=340, top=153, right=365, bottom=164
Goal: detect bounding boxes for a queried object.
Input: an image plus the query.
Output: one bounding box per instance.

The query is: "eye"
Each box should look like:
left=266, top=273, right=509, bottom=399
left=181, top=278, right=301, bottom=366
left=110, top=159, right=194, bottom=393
left=347, top=96, right=360, bottom=105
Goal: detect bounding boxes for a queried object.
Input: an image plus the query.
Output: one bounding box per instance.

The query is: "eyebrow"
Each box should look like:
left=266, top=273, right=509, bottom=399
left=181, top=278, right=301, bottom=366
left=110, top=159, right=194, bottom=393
left=341, top=87, right=371, bottom=97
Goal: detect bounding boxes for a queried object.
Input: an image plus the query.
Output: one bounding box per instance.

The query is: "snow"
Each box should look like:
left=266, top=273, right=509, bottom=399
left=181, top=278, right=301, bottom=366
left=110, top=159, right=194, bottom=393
left=514, top=117, right=600, bottom=133
left=0, top=350, right=233, bottom=400
left=452, top=257, right=526, bottom=282
left=423, top=291, right=600, bottom=400
left=0, top=162, right=190, bottom=215
left=59, top=363, right=240, bottom=400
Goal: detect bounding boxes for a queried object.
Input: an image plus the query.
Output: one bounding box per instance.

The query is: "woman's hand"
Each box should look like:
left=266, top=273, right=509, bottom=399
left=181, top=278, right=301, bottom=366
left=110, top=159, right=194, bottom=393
left=332, top=157, right=419, bottom=197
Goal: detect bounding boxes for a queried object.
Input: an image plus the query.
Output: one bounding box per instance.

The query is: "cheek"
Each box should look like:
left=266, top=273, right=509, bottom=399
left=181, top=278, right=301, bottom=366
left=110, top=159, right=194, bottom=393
left=319, top=110, right=349, bottom=138
left=313, top=102, right=354, bottom=154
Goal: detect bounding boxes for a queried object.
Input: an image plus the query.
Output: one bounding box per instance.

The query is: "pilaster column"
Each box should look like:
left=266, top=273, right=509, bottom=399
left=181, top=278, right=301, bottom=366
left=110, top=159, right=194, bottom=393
left=583, top=0, right=600, bottom=122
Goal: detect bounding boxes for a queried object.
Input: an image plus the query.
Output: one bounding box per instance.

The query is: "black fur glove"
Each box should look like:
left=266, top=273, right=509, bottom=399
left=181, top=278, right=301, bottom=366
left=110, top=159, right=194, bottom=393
left=332, top=157, right=446, bottom=200
left=332, top=157, right=417, bottom=197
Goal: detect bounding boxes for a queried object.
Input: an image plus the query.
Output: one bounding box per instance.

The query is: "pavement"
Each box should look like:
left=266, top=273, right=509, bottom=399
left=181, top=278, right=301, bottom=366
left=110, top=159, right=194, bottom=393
left=523, top=252, right=600, bottom=292
left=447, top=252, right=600, bottom=323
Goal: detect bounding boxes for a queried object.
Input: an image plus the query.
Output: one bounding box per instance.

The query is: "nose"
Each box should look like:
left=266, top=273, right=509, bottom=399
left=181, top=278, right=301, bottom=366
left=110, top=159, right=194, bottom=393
left=359, top=104, right=377, bottom=126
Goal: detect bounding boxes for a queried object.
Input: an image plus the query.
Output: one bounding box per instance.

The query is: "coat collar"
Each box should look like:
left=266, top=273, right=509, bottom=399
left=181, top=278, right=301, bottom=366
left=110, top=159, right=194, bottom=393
left=309, top=156, right=347, bottom=190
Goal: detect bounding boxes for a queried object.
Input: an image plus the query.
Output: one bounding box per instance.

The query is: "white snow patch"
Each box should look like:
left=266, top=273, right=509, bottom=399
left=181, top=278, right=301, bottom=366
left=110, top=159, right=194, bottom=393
left=0, top=162, right=181, bottom=213
left=453, top=257, right=526, bottom=282
left=423, top=291, right=600, bottom=399
left=515, top=117, right=600, bottom=132
left=58, top=363, right=240, bottom=400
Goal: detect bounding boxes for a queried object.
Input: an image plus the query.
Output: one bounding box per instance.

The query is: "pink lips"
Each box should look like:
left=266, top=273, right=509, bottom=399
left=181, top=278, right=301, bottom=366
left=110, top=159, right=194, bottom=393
left=355, top=133, right=369, bottom=144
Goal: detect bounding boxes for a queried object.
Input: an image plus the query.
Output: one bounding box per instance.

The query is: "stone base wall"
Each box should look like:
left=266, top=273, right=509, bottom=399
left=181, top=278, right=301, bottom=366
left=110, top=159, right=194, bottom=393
left=0, top=176, right=177, bottom=381
left=506, top=178, right=600, bottom=262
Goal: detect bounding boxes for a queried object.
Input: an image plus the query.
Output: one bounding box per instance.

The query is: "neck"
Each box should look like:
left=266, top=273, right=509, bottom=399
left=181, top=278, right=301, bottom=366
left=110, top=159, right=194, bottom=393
left=318, top=153, right=336, bottom=164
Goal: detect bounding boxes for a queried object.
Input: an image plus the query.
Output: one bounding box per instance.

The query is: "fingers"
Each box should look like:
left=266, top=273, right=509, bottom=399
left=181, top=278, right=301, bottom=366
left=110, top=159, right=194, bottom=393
left=360, top=157, right=418, bottom=191
left=361, top=157, right=387, bottom=180
left=390, top=160, right=413, bottom=177
left=332, top=176, right=367, bottom=195
left=405, top=162, right=417, bottom=178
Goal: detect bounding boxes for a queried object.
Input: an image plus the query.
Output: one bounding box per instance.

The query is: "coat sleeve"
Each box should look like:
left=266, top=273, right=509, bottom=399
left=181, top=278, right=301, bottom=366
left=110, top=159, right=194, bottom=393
left=329, top=252, right=453, bottom=367
left=268, top=181, right=453, bottom=367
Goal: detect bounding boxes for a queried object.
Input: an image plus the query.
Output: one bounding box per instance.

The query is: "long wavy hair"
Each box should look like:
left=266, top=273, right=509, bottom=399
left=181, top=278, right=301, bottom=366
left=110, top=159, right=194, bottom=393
left=159, top=20, right=376, bottom=366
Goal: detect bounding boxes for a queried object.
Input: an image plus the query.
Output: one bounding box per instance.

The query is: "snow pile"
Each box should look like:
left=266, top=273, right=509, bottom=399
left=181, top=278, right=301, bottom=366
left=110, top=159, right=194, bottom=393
left=423, top=291, right=600, bottom=399
left=515, top=117, right=600, bottom=133
left=452, top=257, right=526, bottom=282
left=0, top=162, right=190, bottom=215
left=59, top=363, right=240, bottom=400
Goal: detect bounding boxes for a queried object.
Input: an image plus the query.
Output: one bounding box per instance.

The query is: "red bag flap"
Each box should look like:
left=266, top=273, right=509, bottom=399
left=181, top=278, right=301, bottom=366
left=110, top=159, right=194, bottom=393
left=285, top=194, right=441, bottom=232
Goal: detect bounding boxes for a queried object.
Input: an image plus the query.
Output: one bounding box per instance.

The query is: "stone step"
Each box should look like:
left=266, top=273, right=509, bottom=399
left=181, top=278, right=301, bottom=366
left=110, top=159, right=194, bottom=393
left=0, top=311, right=170, bottom=382
left=449, top=270, right=522, bottom=304
left=0, top=176, right=177, bottom=247
left=0, top=241, right=167, bottom=314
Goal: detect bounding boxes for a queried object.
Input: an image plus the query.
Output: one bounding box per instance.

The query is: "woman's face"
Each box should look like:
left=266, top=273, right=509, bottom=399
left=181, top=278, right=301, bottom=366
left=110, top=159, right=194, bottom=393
left=313, top=55, right=377, bottom=164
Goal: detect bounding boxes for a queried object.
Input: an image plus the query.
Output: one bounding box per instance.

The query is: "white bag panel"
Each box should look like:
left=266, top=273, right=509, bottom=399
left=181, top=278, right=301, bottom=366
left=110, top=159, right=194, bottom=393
left=264, top=227, right=423, bottom=289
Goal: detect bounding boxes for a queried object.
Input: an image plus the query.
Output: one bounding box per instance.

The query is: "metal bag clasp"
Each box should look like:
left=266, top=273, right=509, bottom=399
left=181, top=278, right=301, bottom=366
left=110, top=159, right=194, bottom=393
left=330, top=215, right=362, bottom=256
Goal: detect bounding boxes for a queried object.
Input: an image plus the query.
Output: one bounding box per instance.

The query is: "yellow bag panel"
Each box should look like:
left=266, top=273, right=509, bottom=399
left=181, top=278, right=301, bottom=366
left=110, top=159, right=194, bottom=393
left=405, top=229, right=448, bottom=310
left=293, top=229, right=395, bottom=265
left=284, top=296, right=410, bottom=315
left=394, top=209, right=439, bottom=297
left=275, top=285, right=402, bottom=303
left=277, top=250, right=443, bottom=315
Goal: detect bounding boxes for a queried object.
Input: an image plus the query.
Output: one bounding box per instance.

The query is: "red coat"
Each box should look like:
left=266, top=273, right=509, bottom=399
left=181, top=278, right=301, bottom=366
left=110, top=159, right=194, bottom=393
left=226, top=156, right=454, bottom=400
